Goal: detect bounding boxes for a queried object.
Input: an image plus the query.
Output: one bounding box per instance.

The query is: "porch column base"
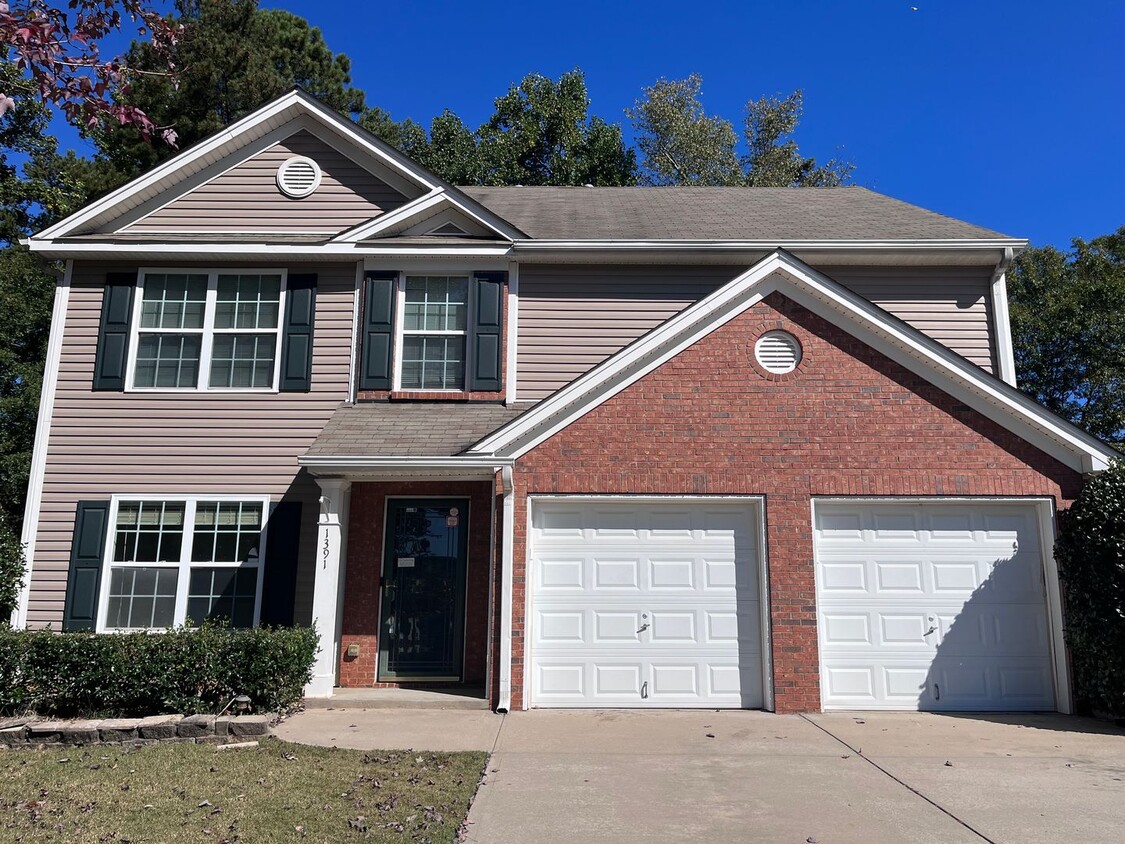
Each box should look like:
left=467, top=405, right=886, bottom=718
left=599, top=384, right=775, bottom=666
left=303, top=479, right=351, bottom=699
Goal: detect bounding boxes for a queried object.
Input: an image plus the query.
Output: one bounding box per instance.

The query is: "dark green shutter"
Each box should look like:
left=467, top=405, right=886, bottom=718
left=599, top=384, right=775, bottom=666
left=62, top=501, right=111, bottom=631
left=93, top=272, right=136, bottom=391
left=470, top=272, right=505, bottom=391
left=259, top=501, right=301, bottom=627
left=360, top=272, right=397, bottom=390
left=279, top=273, right=318, bottom=392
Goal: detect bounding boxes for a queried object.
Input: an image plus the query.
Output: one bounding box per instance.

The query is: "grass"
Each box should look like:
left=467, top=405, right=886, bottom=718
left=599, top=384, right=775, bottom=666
left=0, top=738, right=487, bottom=843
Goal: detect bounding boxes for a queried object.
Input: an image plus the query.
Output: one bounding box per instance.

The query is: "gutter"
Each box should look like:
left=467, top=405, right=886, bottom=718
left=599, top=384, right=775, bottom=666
left=990, top=246, right=1018, bottom=386
left=498, top=465, right=515, bottom=713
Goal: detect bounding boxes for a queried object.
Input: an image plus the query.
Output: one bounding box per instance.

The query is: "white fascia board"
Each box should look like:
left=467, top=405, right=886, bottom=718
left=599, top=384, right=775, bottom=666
left=469, top=249, right=1117, bottom=473
left=332, top=190, right=447, bottom=242
left=512, top=238, right=1029, bottom=252
left=297, top=455, right=514, bottom=470
left=34, top=89, right=441, bottom=242
left=26, top=241, right=514, bottom=259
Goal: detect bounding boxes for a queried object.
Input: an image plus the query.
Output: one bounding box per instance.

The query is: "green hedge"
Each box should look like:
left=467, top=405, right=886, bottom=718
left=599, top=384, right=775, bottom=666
left=0, top=624, right=319, bottom=718
left=1057, top=459, right=1125, bottom=719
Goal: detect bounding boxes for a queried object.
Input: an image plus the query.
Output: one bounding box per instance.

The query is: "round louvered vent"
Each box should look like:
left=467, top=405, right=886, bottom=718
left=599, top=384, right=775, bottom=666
left=276, top=156, right=322, bottom=198
left=754, top=330, right=802, bottom=374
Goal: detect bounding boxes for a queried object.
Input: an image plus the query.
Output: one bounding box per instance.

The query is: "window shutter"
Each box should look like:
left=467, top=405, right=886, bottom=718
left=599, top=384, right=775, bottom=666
left=62, top=501, right=111, bottom=631
left=279, top=273, right=318, bottom=392
left=360, top=271, right=397, bottom=390
left=470, top=271, right=505, bottom=391
left=93, top=272, right=136, bottom=391
left=259, top=501, right=302, bottom=627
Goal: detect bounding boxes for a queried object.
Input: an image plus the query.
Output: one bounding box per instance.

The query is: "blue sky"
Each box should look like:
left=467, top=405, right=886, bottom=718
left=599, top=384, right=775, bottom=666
left=58, top=0, right=1124, bottom=248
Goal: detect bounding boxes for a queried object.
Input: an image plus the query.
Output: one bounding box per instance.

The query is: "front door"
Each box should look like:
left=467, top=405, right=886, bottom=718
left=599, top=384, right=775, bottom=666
left=378, top=499, right=469, bottom=681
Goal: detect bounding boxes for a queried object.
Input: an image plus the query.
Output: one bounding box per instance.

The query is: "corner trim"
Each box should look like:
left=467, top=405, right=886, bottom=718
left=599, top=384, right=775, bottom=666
left=14, top=261, right=72, bottom=627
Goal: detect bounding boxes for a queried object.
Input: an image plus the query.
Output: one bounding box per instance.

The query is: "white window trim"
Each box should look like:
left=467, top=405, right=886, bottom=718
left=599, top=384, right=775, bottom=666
left=392, top=271, right=475, bottom=393
left=126, top=268, right=289, bottom=393
left=95, top=493, right=271, bottom=633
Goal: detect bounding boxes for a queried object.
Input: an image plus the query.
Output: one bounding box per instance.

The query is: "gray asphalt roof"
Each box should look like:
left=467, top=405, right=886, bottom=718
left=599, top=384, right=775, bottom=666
left=304, top=401, right=530, bottom=458
left=459, top=186, right=1010, bottom=241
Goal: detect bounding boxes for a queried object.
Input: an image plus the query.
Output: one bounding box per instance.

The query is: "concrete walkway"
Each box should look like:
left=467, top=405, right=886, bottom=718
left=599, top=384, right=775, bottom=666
left=277, top=708, right=1125, bottom=843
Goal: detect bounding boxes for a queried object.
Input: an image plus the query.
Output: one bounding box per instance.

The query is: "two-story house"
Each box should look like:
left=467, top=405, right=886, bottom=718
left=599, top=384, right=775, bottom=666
left=15, top=90, right=1116, bottom=714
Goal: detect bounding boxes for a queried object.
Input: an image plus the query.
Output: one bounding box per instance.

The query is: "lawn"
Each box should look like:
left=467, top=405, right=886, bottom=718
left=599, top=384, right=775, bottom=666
left=0, top=738, right=487, bottom=843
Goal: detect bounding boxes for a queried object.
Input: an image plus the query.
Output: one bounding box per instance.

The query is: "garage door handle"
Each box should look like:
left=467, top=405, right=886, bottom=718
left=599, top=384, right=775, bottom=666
left=923, top=625, right=936, bottom=637
left=637, top=622, right=650, bottom=634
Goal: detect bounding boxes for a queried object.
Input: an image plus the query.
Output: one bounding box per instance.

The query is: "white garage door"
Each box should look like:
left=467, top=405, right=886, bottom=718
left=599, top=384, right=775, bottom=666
left=529, top=499, right=764, bottom=708
left=815, top=501, right=1057, bottom=711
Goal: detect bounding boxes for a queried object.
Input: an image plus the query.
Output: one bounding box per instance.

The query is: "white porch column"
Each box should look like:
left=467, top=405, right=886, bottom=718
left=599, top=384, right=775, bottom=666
left=305, top=479, right=351, bottom=698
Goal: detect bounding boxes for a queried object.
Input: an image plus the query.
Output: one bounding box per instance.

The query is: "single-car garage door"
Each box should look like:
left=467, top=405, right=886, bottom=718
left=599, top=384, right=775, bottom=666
left=529, top=499, right=765, bottom=708
left=814, top=501, right=1058, bottom=711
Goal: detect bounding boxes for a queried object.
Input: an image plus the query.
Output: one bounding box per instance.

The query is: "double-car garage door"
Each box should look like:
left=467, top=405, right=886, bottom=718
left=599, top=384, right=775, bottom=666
left=528, top=498, right=1059, bottom=711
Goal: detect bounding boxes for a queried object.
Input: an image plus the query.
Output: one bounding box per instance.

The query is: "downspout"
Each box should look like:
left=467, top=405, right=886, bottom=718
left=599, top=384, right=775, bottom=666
left=991, top=246, right=1017, bottom=386
left=497, top=465, right=515, bottom=713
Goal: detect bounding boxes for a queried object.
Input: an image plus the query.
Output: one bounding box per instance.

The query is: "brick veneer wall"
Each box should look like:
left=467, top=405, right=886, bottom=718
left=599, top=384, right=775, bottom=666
left=338, top=481, right=493, bottom=687
left=501, top=291, right=1083, bottom=713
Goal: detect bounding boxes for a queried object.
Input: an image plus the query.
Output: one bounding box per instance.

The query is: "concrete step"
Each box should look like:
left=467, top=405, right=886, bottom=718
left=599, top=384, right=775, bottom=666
left=303, top=687, right=489, bottom=711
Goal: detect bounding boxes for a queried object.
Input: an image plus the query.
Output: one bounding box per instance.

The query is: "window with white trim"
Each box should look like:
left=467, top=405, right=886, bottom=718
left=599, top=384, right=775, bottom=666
left=100, top=497, right=268, bottom=631
left=400, top=275, right=468, bottom=390
left=131, top=270, right=285, bottom=391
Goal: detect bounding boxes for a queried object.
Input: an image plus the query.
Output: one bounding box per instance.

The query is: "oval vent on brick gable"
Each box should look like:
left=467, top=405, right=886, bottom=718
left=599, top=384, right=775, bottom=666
left=754, top=330, right=802, bottom=374
left=276, top=156, right=322, bottom=198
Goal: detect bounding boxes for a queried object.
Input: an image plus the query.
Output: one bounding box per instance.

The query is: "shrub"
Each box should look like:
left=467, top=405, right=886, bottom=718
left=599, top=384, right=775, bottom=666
left=1056, top=459, right=1125, bottom=718
left=0, top=623, right=319, bottom=717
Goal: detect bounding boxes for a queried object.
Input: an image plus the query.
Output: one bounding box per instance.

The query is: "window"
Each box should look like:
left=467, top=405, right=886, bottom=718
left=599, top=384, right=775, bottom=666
left=400, top=275, right=468, bottom=390
left=100, top=496, right=268, bottom=631
left=131, top=270, right=285, bottom=391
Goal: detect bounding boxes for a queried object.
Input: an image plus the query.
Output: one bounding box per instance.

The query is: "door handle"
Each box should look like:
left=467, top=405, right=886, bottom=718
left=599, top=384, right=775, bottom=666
left=636, top=622, right=650, bottom=634
left=923, top=625, right=937, bottom=637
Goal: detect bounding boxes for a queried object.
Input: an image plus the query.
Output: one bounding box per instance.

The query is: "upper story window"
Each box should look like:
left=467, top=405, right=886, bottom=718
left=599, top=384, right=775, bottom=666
left=100, top=496, right=267, bottom=632
left=130, top=270, right=286, bottom=391
left=400, top=275, right=469, bottom=390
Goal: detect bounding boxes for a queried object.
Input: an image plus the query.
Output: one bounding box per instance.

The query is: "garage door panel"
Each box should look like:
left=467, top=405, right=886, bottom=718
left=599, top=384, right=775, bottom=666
left=815, top=502, right=1055, bottom=711
left=531, top=500, right=763, bottom=708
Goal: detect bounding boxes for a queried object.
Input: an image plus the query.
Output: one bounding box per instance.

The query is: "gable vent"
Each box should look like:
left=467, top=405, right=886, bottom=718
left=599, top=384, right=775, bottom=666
left=754, top=330, right=802, bottom=374
left=277, top=156, right=322, bottom=198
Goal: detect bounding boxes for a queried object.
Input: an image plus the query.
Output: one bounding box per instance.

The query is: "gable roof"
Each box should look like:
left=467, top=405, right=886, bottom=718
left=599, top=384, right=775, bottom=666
left=467, top=250, right=1118, bottom=474
left=33, top=89, right=521, bottom=243
left=461, top=186, right=1009, bottom=242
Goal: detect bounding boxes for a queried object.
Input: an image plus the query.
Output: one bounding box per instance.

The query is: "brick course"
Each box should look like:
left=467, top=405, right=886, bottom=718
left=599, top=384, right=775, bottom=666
left=338, top=481, right=493, bottom=688
left=498, top=291, right=1082, bottom=713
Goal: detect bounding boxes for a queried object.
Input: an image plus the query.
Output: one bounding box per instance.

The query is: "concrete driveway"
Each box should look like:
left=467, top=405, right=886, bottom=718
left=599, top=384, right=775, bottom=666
left=277, top=708, right=1125, bottom=843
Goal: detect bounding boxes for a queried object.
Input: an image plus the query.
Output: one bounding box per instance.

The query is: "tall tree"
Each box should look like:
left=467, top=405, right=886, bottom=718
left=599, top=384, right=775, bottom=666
left=475, top=70, right=635, bottom=186
left=1008, top=229, right=1125, bottom=444
left=628, top=74, right=853, bottom=187
left=0, top=63, right=85, bottom=532
left=92, top=0, right=366, bottom=181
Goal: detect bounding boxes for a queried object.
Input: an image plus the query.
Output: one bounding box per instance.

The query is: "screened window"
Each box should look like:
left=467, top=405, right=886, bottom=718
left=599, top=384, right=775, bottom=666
left=101, top=497, right=267, bottom=631
left=131, top=271, right=284, bottom=391
left=400, top=275, right=467, bottom=390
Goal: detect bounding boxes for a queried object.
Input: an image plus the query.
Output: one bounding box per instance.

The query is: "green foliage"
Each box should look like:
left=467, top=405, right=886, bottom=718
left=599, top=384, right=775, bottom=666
left=627, top=74, right=853, bottom=187
left=1009, top=228, right=1125, bottom=444
left=0, top=511, right=25, bottom=623
left=91, top=0, right=367, bottom=184
left=1056, top=460, right=1125, bottom=717
left=0, top=623, right=319, bottom=717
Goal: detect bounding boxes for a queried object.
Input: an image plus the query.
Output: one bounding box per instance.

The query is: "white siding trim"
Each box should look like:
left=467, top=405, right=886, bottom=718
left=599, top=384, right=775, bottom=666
left=348, top=261, right=363, bottom=402
left=498, top=466, right=515, bottom=712
left=506, top=261, right=519, bottom=404
left=13, top=262, right=71, bottom=628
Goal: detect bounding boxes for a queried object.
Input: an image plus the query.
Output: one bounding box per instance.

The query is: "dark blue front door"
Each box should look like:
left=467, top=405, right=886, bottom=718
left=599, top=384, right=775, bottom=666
left=378, top=499, right=468, bottom=680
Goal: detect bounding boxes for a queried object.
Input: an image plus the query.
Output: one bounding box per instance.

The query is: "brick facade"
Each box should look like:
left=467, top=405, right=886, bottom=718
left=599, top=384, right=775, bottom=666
left=500, top=291, right=1083, bottom=713
left=338, top=481, right=493, bottom=688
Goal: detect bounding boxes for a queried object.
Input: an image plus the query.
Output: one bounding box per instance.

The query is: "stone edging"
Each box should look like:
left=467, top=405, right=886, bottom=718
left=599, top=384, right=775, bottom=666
left=0, top=714, right=272, bottom=747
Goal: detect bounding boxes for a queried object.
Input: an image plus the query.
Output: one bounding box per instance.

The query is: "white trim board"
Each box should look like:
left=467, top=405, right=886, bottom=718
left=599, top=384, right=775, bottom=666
left=13, top=263, right=71, bottom=627
left=467, top=250, right=1117, bottom=474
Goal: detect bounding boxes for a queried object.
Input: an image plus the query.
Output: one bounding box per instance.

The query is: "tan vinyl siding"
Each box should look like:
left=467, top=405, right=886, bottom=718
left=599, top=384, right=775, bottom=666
left=516, top=264, right=995, bottom=400
left=27, top=260, right=355, bottom=628
left=128, top=131, right=407, bottom=234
